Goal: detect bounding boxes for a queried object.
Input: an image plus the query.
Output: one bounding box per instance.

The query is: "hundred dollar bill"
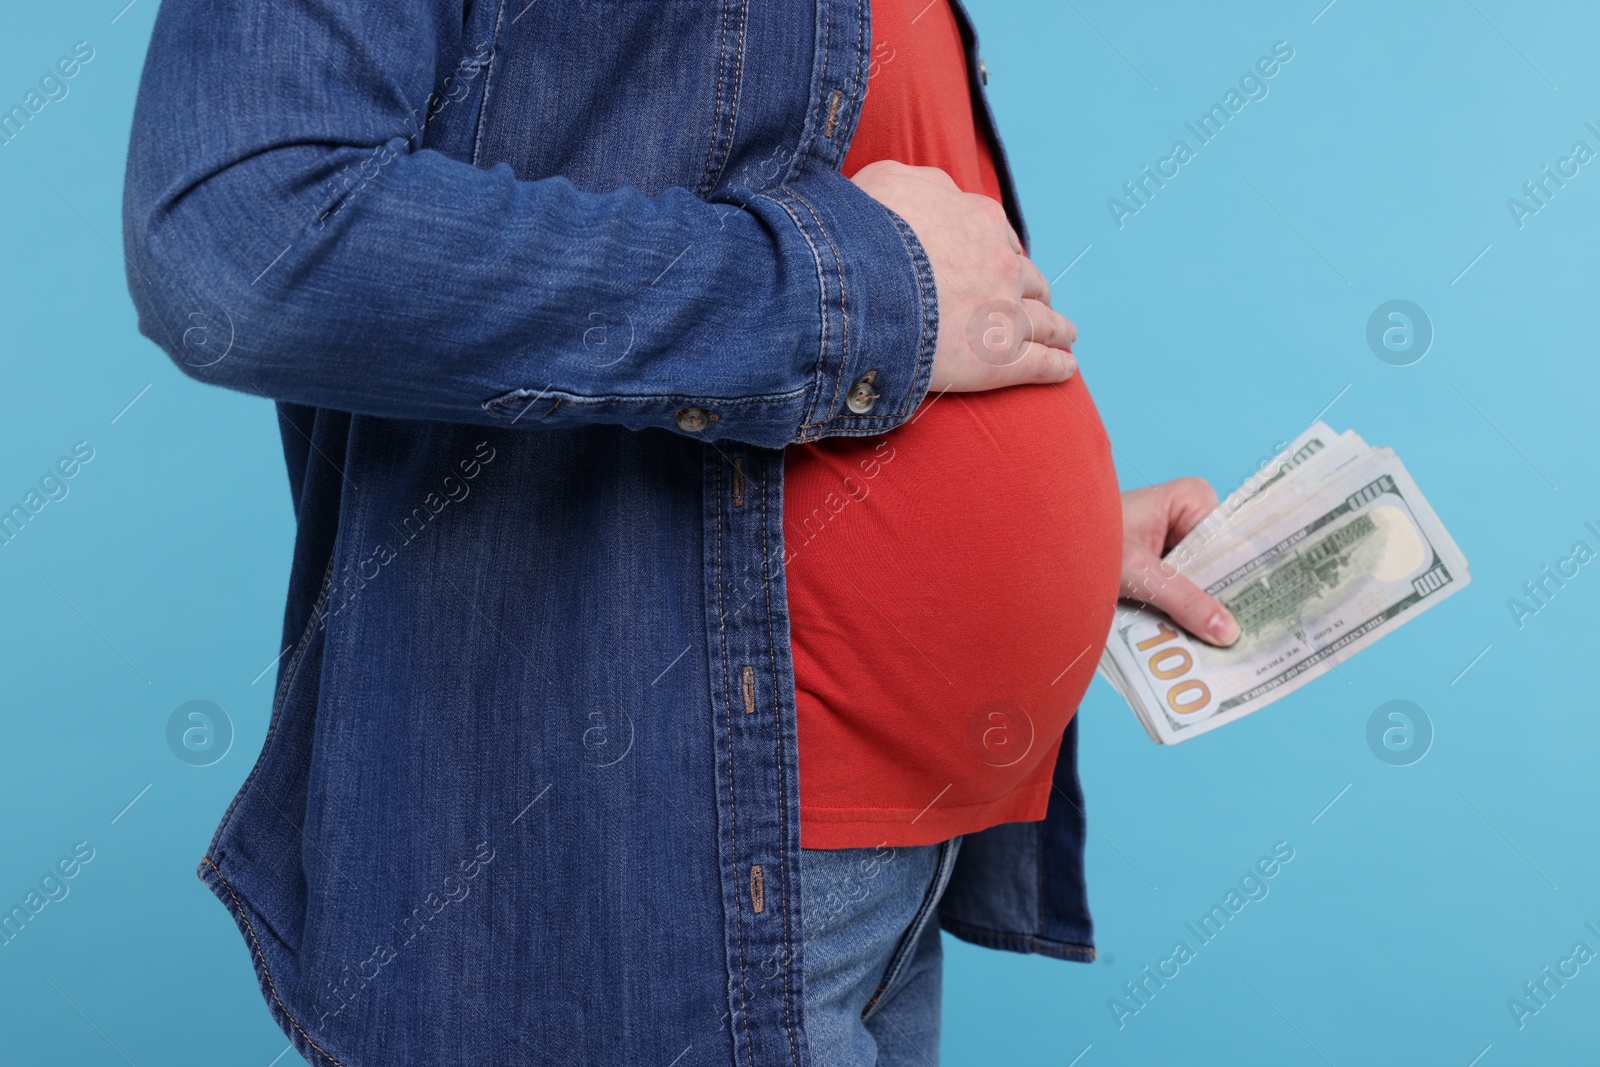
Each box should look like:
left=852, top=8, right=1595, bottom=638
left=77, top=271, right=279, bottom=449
left=1164, top=423, right=1369, bottom=575
left=1099, top=439, right=1470, bottom=744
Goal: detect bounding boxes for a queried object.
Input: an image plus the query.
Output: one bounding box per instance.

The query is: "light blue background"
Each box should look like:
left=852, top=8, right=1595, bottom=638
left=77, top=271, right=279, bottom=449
left=1, top=1, right=1595, bottom=1064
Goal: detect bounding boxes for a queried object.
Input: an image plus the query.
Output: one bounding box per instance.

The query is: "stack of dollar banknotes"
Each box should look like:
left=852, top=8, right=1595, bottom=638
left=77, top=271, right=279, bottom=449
left=1099, top=421, right=1470, bottom=744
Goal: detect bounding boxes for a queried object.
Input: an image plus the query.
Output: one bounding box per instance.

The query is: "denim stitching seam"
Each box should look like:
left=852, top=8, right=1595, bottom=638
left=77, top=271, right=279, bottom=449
left=782, top=185, right=852, bottom=432
left=468, top=0, right=510, bottom=167
left=696, top=0, right=731, bottom=196
left=714, top=455, right=758, bottom=1067
left=862, top=838, right=959, bottom=1021
left=758, top=453, right=803, bottom=1067
left=201, top=858, right=347, bottom=1067
left=794, top=0, right=831, bottom=173
left=709, top=0, right=751, bottom=193
left=483, top=385, right=810, bottom=422
left=207, top=554, right=335, bottom=855
left=939, top=916, right=1096, bottom=960
left=753, top=189, right=829, bottom=439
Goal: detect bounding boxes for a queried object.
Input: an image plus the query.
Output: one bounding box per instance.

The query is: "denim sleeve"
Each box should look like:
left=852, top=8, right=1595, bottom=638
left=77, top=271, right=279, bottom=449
left=121, top=1, right=939, bottom=449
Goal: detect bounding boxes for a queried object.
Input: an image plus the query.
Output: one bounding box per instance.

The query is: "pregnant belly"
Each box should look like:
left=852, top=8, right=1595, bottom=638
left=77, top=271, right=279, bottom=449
left=783, top=373, right=1123, bottom=848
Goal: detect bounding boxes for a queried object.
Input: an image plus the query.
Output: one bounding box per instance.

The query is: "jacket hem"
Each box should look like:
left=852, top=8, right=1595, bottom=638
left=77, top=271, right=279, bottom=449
left=938, top=915, right=1097, bottom=963
left=198, top=856, right=351, bottom=1067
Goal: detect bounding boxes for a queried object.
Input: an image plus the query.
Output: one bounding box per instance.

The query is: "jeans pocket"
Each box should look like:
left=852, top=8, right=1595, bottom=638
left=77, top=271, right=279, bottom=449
left=861, top=835, right=964, bottom=1022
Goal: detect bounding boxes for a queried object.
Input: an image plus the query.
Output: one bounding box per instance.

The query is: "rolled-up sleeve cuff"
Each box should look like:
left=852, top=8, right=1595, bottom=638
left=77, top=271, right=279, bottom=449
left=766, top=173, right=940, bottom=444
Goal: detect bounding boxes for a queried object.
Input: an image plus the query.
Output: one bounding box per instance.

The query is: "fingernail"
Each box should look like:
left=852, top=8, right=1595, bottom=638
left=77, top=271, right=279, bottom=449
left=1207, top=610, right=1240, bottom=646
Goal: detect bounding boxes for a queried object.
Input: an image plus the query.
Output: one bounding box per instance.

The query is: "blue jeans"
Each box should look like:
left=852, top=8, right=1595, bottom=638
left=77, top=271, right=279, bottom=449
left=802, top=837, right=964, bottom=1066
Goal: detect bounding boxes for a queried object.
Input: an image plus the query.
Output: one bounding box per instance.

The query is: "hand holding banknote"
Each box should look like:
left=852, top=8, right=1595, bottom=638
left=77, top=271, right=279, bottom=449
left=1100, top=423, right=1471, bottom=744
left=1118, top=479, right=1243, bottom=649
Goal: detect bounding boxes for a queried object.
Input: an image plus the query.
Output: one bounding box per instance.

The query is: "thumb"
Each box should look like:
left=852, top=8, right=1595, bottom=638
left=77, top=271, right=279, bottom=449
left=1125, top=557, right=1241, bottom=648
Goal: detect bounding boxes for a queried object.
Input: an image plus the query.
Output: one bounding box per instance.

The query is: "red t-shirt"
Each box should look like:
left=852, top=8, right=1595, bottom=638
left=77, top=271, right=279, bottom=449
left=785, top=0, right=1124, bottom=849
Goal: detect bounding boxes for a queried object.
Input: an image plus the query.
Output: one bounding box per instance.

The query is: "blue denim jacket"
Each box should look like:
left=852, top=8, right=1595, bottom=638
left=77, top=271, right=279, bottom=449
left=123, top=1, right=1094, bottom=1063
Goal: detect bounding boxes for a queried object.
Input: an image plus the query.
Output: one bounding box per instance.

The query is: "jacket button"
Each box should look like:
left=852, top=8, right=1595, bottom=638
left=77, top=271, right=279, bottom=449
left=675, top=407, right=711, bottom=433
left=845, top=375, right=880, bottom=415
